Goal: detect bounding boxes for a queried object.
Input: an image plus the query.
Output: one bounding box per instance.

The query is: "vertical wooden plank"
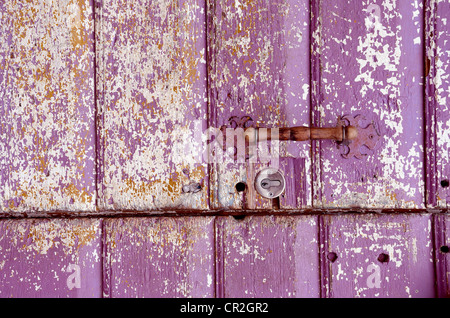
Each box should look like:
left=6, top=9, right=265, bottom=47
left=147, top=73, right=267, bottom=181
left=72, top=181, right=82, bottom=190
left=312, top=0, right=425, bottom=208
left=322, top=214, right=435, bottom=297
left=0, top=0, right=96, bottom=212
left=207, top=0, right=312, bottom=209
left=433, top=214, right=450, bottom=297
left=96, top=0, right=208, bottom=210
left=0, top=219, right=102, bottom=297
left=425, top=0, right=450, bottom=207
left=216, top=216, right=320, bottom=297
left=103, top=217, right=215, bottom=297
left=279, top=157, right=307, bottom=208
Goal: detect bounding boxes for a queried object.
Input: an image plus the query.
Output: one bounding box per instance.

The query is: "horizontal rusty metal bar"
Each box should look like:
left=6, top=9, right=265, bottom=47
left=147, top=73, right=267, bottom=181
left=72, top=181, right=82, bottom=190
left=0, top=208, right=449, bottom=219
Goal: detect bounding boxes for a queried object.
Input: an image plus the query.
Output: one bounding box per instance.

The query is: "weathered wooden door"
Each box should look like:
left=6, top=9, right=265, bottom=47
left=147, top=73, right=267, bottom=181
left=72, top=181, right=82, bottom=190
left=0, top=0, right=449, bottom=298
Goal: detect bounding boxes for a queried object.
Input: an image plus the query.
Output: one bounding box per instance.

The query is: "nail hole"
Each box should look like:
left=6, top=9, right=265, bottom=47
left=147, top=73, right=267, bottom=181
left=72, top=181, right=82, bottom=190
left=441, top=179, right=449, bottom=188
left=440, top=246, right=449, bottom=253
left=235, top=182, right=246, bottom=192
left=327, top=252, right=338, bottom=263
left=233, top=215, right=246, bottom=221
left=377, top=253, right=390, bottom=263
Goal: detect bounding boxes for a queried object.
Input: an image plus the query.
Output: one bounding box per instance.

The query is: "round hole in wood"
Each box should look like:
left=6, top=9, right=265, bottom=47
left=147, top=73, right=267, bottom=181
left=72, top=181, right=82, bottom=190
left=235, top=182, right=246, bottom=192
left=327, top=252, right=338, bottom=263
left=232, top=215, right=246, bottom=221
left=377, top=253, right=390, bottom=263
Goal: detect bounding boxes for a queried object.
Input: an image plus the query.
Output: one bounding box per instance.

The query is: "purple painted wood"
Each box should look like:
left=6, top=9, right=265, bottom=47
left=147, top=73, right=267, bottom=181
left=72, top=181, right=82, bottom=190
left=216, top=216, right=320, bottom=297
left=103, top=217, right=215, bottom=297
left=322, top=214, right=435, bottom=297
left=425, top=0, right=450, bottom=207
left=312, top=0, right=425, bottom=208
left=0, top=219, right=102, bottom=297
left=279, top=157, right=307, bottom=208
left=0, top=0, right=96, bottom=213
left=433, top=214, right=450, bottom=297
left=207, top=0, right=312, bottom=209
left=0, top=0, right=447, bottom=300
left=95, top=0, right=208, bottom=210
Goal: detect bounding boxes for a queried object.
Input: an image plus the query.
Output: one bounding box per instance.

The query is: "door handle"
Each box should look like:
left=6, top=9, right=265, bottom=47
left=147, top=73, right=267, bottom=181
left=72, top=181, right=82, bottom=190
left=250, top=125, right=358, bottom=142
left=219, top=115, right=380, bottom=159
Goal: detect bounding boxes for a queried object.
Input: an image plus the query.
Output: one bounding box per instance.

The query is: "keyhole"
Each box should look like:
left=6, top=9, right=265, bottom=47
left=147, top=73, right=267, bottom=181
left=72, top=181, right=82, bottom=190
left=260, top=178, right=281, bottom=189
left=255, top=168, right=286, bottom=199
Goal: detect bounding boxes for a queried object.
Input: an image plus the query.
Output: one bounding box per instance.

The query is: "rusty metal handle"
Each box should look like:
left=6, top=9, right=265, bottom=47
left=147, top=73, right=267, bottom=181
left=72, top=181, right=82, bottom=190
left=220, top=115, right=379, bottom=159
left=254, top=126, right=358, bottom=142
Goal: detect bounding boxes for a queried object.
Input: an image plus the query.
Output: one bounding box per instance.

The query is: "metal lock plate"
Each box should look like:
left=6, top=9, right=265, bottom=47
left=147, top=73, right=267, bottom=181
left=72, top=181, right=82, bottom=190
left=254, top=168, right=286, bottom=199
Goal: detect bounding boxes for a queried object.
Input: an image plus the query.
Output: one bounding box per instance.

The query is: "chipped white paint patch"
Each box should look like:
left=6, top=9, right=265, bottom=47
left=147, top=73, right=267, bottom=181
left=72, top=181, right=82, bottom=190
left=428, top=0, right=450, bottom=207
left=327, top=215, right=435, bottom=297
left=317, top=0, right=424, bottom=208
left=97, top=0, right=208, bottom=210
left=0, top=219, right=102, bottom=297
left=209, top=0, right=312, bottom=209
left=0, top=0, right=96, bottom=212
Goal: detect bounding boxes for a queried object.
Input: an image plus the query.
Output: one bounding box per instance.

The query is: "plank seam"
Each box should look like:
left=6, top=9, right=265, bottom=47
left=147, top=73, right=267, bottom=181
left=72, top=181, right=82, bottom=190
left=424, top=0, right=438, bottom=208
left=310, top=0, right=323, bottom=208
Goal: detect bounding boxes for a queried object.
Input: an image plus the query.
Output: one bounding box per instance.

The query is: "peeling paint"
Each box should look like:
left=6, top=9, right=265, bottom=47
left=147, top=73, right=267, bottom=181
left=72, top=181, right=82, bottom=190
left=217, top=215, right=319, bottom=297
left=325, top=214, right=435, bottom=297
left=426, top=0, right=450, bottom=207
left=103, top=217, right=214, bottom=298
left=0, top=0, right=96, bottom=212
left=96, top=0, right=208, bottom=210
left=315, top=0, right=424, bottom=208
left=0, top=218, right=102, bottom=297
left=208, top=0, right=311, bottom=209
